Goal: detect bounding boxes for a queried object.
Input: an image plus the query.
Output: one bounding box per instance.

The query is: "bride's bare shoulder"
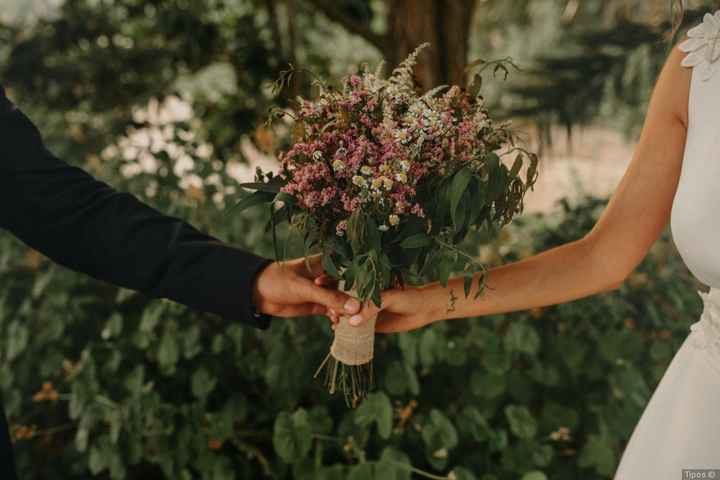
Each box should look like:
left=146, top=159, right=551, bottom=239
left=651, top=35, right=693, bottom=129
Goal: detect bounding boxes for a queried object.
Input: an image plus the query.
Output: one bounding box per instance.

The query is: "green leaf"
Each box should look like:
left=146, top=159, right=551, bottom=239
left=510, top=153, right=524, bottom=179
left=348, top=463, right=374, bottom=480
left=237, top=177, right=285, bottom=193
left=504, top=405, right=537, bottom=439
left=355, top=392, right=393, bottom=439
left=483, top=335, right=512, bottom=374
left=421, top=410, right=458, bottom=462
left=520, top=471, right=548, bottom=480
left=377, top=447, right=412, bottom=480
left=399, top=233, right=432, bottom=249
left=158, top=327, right=179, bottom=370
left=191, top=368, right=217, bottom=400
left=578, top=434, right=617, bottom=476
left=470, top=371, right=506, bottom=399
left=273, top=409, right=313, bottom=463
left=419, top=329, right=438, bottom=368
left=452, top=467, right=478, bottom=480
left=321, top=254, right=340, bottom=278
left=450, top=167, right=473, bottom=226
left=504, top=322, right=541, bottom=355
left=463, top=273, right=473, bottom=298
left=232, top=190, right=276, bottom=213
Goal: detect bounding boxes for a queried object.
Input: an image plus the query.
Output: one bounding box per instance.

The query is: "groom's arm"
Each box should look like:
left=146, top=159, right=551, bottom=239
left=0, top=87, right=275, bottom=328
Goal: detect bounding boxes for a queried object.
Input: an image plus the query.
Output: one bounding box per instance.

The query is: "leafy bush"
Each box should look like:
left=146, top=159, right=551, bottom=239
left=1, top=191, right=704, bottom=480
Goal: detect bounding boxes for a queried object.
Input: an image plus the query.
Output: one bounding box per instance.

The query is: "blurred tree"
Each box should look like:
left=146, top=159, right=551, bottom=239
left=305, top=0, right=477, bottom=88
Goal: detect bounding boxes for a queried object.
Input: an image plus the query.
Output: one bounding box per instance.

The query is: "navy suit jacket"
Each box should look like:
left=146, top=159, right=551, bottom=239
left=0, top=86, right=273, bottom=478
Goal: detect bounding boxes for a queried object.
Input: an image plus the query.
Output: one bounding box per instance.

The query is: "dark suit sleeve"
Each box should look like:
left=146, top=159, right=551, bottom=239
left=0, top=87, right=273, bottom=329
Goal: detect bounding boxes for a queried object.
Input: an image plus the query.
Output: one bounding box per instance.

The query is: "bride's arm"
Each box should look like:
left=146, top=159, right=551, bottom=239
left=348, top=40, right=691, bottom=332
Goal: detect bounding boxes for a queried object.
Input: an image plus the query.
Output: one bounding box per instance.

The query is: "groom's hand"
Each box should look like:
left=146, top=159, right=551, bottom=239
left=252, top=255, right=361, bottom=318
left=314, top=276, right=434, bottom=333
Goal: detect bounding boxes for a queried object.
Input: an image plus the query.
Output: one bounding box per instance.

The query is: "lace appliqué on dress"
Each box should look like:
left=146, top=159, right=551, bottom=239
left=689, top=289, right=720, bottom=376
left=679, top=10, right=720, bottom=81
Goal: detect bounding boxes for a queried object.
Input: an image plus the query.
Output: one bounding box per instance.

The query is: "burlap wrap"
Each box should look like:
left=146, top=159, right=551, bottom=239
left=330, top=281, right=377, bottom=366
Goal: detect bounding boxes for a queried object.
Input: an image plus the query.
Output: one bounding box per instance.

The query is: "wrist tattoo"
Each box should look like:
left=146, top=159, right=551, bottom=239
left=446, top=288, right=458, bottom=314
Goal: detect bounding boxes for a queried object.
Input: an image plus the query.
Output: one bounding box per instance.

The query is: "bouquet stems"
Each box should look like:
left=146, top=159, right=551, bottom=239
left=314, top=281, right=377, bottom=408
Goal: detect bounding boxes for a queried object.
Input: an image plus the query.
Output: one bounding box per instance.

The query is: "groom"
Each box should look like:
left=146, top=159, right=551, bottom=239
left=0, top=85, right=361, bottom=479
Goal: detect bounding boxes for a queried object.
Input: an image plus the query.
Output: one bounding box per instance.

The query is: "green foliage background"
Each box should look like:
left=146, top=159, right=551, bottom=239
left=0, top=0, right=710, bottom=479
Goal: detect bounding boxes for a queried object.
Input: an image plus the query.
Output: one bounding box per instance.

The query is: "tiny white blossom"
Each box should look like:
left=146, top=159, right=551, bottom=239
left=313, top=150, right=323, bottom=160
left=395, top=172, right=407, bottom=183
left=378, top=224, right=389, bottom=232
left=352, top=175, right=367, bottom=187
left=360, top=165, right=373, bottom=175
left=332, top=159, right=346, bottom=171
left=388, top=214, right=400, bottom=226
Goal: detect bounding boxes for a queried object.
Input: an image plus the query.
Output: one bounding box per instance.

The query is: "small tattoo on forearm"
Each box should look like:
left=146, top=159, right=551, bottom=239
left=446, top=289, right=458, bottom=314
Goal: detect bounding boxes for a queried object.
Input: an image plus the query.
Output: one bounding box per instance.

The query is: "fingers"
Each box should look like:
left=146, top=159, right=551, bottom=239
left=298, top=254, right=325, bottom=278
left=347, top=301, right=382, bottom=327
left=267, top=302, right=327, bottom=317
left=314, top=274, right=337, bottom=287
left=297, top=278, right=361, bottom=315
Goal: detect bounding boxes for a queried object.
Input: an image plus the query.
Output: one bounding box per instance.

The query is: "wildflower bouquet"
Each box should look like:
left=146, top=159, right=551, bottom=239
left=236, top=44, right=539, bottom=407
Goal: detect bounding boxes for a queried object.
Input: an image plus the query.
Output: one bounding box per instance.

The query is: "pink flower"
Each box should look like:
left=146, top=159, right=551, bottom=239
left=336, top=220, right=348, bottom=236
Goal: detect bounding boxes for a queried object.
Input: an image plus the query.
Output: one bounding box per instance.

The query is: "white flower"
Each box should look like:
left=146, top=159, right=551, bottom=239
left=360, top=165, right=373, bottom=175
left=399, top=160, right=410, bottom=172
left=381, top=177, right=393, bottom=190
left=679, top=11, right=720, bottom=81
left=378, top=224, right=389, bottom=232
left=313, top=150, right=323, bottom=160
left=371, top=178, right=383, bottom=189
left=352, top=175, right=367, bottom=187
left=395, top=172, right=407, bottom=183
left=388, top=214, right=400, bottom=226
left=332, top=159, right=346, bottom=171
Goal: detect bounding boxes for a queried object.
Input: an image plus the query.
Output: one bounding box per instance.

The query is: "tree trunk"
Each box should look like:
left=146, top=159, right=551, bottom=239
left=385, top=0, right=477, bottom=89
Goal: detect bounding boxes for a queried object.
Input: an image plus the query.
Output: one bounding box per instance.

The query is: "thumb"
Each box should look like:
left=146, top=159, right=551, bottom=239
left=298, top=278, right=361, bottom=315
left=347, top=299, right=384, bottom=327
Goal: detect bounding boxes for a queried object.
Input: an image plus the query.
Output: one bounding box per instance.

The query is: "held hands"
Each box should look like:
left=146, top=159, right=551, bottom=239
left=314, top=276, right=438, bottom=333
left=252, top=255, right=361, bottom=319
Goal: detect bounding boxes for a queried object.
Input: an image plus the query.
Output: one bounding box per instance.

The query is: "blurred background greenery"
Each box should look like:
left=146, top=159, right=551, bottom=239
left=0, top=1, right=716, bottom=479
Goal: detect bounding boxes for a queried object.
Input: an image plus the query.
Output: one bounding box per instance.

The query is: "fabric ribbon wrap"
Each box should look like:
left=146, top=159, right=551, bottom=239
left=314, top=277, right=377, bottom=407
left=330, top=282, right=377, bottom=366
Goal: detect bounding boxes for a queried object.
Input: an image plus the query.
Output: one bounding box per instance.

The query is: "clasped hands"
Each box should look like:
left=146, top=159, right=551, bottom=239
left=252, top=254, right=434, bottom=333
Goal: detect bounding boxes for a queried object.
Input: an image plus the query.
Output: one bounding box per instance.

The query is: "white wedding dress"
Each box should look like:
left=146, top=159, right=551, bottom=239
left=612, top=10, right=720, bottom=479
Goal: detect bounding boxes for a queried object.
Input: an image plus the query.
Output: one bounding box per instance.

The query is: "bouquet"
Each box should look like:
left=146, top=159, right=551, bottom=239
left=235, top=44, right=539, bottom=407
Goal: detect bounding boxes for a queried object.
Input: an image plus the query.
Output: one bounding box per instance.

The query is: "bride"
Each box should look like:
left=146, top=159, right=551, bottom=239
left=323, top=2, right=720, bottom=478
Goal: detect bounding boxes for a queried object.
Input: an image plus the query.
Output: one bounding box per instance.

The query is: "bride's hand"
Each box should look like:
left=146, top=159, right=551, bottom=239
left=314, top=276, right=435, bottom=333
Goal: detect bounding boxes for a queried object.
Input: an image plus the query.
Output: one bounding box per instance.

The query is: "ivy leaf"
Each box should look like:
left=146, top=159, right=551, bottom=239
left=504, top=322, right=541, bottom=355
left=273, top=409, right=313, bottom=463
left=504, top=405, right=537, bottom=439
left=578, top=434, right=617, bottom=476
left=191, top=367, right=217, bottom=400
left=421, top=409, right=458, bottom=468
left=347, top=463, right=374, bottom=480
left=158, top=327, right=179, bottom=370
left=377, top=447, right=412, bottom=480
left=355, top=392, right=393, bottom=439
